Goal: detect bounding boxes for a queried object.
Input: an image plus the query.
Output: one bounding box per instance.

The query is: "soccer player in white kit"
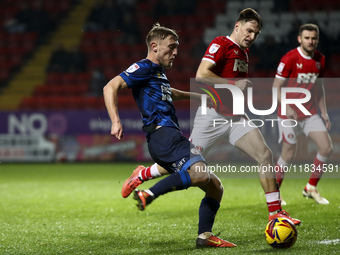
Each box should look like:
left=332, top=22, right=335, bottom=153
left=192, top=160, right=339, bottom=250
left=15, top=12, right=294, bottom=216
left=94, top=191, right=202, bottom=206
left=273, top=24, right=333, bottom=205
left=122, top=8, right=301, bottom=225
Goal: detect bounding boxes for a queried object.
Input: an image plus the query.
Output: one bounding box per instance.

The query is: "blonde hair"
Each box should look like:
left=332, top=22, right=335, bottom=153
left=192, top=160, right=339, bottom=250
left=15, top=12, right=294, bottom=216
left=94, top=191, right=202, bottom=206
left=146, top=23, right=179, bottom=50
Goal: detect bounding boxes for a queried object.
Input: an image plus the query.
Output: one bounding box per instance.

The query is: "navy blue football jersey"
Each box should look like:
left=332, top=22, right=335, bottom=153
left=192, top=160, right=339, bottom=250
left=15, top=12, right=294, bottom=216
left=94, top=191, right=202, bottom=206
left=119, top=59, right=179, bottom=133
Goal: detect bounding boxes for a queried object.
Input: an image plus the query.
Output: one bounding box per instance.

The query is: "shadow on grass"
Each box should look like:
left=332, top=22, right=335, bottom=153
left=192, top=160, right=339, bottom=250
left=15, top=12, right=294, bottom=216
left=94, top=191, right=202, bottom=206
left=77, top=233, right=198, bottom=255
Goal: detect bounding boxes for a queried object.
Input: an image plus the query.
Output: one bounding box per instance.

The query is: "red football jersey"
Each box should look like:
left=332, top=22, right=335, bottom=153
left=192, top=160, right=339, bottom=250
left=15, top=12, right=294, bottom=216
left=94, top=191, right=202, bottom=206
left=276, top=47, right=325, bottom=120
left=202, top=36, right=249, bottom=115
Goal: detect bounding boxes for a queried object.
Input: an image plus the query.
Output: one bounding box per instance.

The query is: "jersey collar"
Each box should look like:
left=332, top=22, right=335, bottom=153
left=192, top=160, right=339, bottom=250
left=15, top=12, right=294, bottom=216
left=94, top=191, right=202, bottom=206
left=297, top=46, right=313, bottom=60
left=226, top=36, right=243, bottom=50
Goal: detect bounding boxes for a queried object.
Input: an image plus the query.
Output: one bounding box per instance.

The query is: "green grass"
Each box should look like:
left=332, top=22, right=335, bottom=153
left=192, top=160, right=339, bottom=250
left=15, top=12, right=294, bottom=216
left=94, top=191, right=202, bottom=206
left=0, top=163, right=339, bottom=254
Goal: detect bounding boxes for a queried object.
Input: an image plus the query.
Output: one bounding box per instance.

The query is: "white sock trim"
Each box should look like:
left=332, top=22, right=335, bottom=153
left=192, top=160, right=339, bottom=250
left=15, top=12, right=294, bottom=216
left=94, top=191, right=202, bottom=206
left=150, top=163, right=162, bottom=177
left=306, top=183, right=316, bottom=190
left=316, top=152, right=329, bottom=163
left=198, top=232, right=213, bottom=239
left=265, top=191, right=280, bottom=203
left=145, top=189, right=154, bottom=196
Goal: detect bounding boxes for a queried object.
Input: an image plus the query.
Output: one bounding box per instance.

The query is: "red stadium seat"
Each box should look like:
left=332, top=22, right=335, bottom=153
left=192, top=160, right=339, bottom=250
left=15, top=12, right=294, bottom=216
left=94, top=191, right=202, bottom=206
left=46, top=72, right=62, bottom=85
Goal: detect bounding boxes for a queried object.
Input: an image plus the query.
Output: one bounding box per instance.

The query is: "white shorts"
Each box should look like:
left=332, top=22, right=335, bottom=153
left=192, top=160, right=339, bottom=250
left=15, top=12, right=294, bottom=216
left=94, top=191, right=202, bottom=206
left=189, top=106, right=257, bottom=156
left=278, top=114, right=327, bottom=144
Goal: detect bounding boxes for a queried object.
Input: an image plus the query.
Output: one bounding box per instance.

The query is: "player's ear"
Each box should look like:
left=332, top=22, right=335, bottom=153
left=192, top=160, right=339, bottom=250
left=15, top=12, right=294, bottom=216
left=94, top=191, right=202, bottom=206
left=151, top=42, right=158, bottom=52
left=297, top=35, right=301, bottom=44
left=234, top=21, right=240, bottom=32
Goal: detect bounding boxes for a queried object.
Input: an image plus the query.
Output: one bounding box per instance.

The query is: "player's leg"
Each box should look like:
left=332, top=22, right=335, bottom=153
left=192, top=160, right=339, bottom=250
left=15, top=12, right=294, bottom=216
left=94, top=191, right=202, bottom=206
left=234, top=128, right=276, bottom=191
left=134, top=165, right=235, bottom=248
left=303, top=130, right=333, bottom=204
left=277, top=141, right=297, bottom=188
left=134, top=160, right=212, bottom=211
left=275, top=118, right=299, bottom=189
left=121, top=163, right=169, bottom=198
left=134, top=126, right=236, bottom=247
left=123, top=107, right=224, bottom=198
left=234, top=127, right=301, bottom=225
left=133, top=126, right=210, bottom=210
left=188, top=164, right=236, bottom=248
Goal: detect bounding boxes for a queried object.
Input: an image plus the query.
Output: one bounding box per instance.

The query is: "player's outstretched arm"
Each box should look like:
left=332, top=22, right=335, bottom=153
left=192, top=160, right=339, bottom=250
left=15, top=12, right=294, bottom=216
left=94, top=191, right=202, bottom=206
left=171, top=88, right=213, bottom=107
left=103, top=76, right=128, bottom=140
left=196, top=59, right=239, bottom=87
left=171, top=88, right=200, bottom=101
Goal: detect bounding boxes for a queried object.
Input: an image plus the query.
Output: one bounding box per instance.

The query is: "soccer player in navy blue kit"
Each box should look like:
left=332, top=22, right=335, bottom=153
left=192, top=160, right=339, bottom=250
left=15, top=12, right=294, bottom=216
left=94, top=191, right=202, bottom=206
left=103, top=23, right=236, bottom=248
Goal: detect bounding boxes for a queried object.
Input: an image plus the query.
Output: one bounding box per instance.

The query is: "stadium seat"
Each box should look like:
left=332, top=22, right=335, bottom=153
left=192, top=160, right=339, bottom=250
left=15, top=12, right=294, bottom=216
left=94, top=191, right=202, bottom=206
left=46, top=72, right=62, bottom=85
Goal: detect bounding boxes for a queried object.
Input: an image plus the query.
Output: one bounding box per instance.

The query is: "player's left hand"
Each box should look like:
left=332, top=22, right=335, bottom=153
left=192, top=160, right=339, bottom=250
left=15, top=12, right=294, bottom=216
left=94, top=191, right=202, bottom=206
left=235, top=79, right=252, bottom=90
left=321, top=113, right=331, bottom=131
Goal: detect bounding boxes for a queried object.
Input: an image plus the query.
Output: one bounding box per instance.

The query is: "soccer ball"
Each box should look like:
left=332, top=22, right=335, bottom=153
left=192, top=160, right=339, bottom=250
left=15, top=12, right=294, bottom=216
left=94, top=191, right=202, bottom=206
left=264, top=217, right=297, bottom=248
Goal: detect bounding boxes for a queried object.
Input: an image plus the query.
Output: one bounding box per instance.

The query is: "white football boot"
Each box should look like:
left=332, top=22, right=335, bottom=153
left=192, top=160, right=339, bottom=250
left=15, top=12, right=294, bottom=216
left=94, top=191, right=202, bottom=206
left=303, top=184, right=329, bottom=204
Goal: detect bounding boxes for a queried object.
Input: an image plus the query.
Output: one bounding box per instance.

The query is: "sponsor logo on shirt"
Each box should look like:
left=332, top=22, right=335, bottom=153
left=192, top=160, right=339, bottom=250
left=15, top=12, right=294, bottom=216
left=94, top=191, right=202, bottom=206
left=126, top=63, right=140, bottom=73
left=205, top=54, right=215, bottom=58
left=209, top=43, right=220, bottom=54
left=296, top=63, right=303, bottom=69
left=297, top=73, right=318, bottom=83
left=277, top=62, right=285, bottom=75
left=233, top=59, right=248, bottom=72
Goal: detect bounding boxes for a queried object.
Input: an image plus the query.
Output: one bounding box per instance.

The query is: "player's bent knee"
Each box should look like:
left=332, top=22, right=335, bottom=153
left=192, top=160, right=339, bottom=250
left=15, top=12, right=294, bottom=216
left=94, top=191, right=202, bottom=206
left=216, top=179, right=224, bottom=199
left=189, top=163, right=211, bottom=186
left=203, top=175, right=224, bottom=201
left=320, top=146, right=333, bottom=158
left=210, top=173, right=223, bottom=195
left=256, top=147, right=273, bottom=165
left=195, top=172, right=210, bottom=186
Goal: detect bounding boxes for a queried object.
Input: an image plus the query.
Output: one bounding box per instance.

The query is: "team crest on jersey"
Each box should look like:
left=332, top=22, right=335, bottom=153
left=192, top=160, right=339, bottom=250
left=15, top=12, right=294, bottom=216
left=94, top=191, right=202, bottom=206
left=287, top=133, right=295, bottom=139
left=191, top=148, right=201, bottom=155
left=316, top=62, right=321, bottom=69
left=157, top=72, right=167, bottom=79
left=195, top=145, right=203, bottom=153
left=209, top=43, right=220, bottom=54
left=126, top=63, right=140, bottom=73
left=296, top=63, right=303, bottom=69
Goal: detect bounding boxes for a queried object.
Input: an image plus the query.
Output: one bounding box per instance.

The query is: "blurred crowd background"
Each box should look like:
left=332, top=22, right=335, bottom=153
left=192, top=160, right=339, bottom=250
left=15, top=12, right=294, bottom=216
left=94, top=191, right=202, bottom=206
left=0, top=0, right=339, bottom=111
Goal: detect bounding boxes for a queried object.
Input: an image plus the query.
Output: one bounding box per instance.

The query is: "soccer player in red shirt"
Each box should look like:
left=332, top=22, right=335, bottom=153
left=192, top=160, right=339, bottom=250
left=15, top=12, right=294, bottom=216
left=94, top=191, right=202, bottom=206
left=123, top=9, right=301, bottom=226
left=190, top=8, right=299, bottom=225
left=273, top=24, right=333, bottom=204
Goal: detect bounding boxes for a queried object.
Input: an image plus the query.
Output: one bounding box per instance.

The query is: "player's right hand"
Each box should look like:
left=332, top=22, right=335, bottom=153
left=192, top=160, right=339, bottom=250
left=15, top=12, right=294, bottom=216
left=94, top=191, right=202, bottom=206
left=321, top=112, right=331, bottom=131
left=111, top=122, right=124, bottom=140
left=235, top=79, right=252, bottom=90
left=285, top=105, right=298, bottom=120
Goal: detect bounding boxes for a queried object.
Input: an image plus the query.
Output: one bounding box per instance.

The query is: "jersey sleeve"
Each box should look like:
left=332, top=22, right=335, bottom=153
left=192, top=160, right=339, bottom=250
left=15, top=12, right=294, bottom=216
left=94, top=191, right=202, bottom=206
left=202, top=37, right=226, bottom=66
left=276, top=53, right=293, bottom=79
left=119, top=62, right=151, bottom=88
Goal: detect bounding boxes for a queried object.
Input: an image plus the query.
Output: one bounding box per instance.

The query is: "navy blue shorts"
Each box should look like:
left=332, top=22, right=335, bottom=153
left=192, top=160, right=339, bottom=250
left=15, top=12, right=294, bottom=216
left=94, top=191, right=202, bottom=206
left=147, top=126, right=205, bottom=174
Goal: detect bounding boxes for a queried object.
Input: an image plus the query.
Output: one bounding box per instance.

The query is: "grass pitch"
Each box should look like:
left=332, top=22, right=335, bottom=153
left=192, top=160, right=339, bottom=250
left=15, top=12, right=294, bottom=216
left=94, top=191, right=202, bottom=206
left=0, top=163, right=339, bottom=254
